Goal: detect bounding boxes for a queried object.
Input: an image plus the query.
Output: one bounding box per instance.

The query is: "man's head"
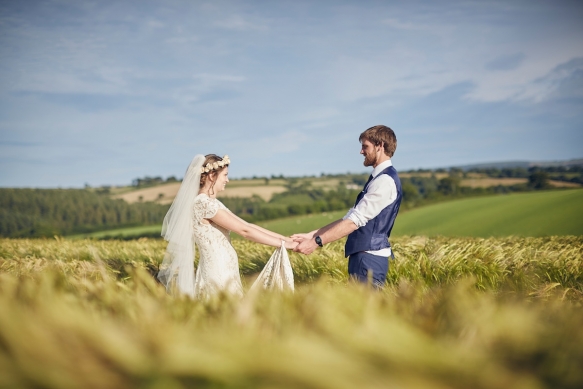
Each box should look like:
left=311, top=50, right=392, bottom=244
left=359, top=125, right=397, bottom=167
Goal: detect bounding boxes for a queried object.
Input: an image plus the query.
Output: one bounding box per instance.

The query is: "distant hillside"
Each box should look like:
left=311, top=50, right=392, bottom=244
left=454, top=158, right=583, bottom=171
left=392, top=189, right=583, bottom=237
left=0, top=188, right=169, bottom=238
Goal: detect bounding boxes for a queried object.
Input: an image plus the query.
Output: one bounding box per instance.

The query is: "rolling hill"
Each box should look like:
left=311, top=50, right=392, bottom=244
left=73, top=189, right=583, bottom=239
left=392, top=188, right=583, bottom=237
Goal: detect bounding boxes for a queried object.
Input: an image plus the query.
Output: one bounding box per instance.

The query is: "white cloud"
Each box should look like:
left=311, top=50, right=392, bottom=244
left=514, top=57, right=583, bottom=103
left=147, top=19, right=165, bottom=29
left=214, top=15, right=267, bottom=31
left=383, top=18, right=420, bottom=31
left=485, top=53, right=526, bottom=71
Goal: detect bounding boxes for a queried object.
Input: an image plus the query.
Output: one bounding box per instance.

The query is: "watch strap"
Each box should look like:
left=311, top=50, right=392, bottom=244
left=315, top=236, right=323, bottom=247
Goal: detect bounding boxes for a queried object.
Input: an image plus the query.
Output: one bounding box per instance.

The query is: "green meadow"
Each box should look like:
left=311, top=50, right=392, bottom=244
left=68, top=224, right=163, bottom=240
left=392, top=189, right=583, bottom=237
left=255, top=189, right=583, bottom=237
left=71, top=189, right=583, bottom=239
left=257, top=211, right=347, bottom=237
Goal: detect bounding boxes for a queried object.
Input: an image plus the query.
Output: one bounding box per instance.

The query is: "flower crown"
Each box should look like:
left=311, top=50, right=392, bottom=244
left=200, top=155, right=230, bottom=173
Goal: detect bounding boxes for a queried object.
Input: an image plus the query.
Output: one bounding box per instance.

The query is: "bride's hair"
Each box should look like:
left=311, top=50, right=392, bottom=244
left=200, top=154, right=228, bottom=194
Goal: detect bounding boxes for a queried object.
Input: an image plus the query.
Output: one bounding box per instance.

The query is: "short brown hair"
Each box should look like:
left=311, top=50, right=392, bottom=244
left=359, top=125, right=397, bottom=157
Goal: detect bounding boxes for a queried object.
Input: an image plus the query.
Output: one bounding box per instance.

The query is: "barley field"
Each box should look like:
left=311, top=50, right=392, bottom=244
left=1, top=236, right=582, bottom=389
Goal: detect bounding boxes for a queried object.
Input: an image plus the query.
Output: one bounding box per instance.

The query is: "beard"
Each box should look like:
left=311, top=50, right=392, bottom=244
left=363, top=154, right=376, bottom=167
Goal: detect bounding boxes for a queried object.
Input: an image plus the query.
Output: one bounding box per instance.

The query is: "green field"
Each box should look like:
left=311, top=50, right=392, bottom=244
left=258, top=189, right=583, bottom=237
left=257, top=211, right=347, bottom=236
left=72, top=189, right=583, bottom=239
left=392, top=189, right=583, bottom=237
left=68, top=224, right=163, bottom=239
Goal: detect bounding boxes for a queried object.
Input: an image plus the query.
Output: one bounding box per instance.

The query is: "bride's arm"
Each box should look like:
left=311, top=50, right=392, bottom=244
left=210, top=209, right=297, bottom=249
left=250, top=224, right=292, bottom=242
left=227, top=211, right=293, bottom=242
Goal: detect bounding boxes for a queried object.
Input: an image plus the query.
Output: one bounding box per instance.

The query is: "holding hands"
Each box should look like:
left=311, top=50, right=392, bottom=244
left=291, top=231, right=319, bottom=255
left=284, top=239, right=299, bottom=250
left=289, top=219, right=358, bottom=255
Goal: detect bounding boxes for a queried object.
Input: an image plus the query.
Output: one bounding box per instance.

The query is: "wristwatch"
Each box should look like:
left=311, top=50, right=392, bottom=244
left=315, top=236, right=323, bottom=247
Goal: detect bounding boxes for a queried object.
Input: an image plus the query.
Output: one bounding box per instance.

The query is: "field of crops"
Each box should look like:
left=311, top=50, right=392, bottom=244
left=1, top=236, right=582, bottom=388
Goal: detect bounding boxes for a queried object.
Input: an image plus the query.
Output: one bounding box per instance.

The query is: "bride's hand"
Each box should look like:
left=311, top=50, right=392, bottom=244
left=291, top=232, right=311, bottom=242
left=285, top=240, right=299, bottom=250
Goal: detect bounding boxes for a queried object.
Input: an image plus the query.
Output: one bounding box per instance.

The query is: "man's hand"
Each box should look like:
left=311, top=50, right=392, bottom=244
left=294, top=237, right=319, bottom=255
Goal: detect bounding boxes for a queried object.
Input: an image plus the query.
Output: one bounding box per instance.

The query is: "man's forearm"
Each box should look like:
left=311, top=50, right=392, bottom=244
left=317, top=219, right=358, bottom=245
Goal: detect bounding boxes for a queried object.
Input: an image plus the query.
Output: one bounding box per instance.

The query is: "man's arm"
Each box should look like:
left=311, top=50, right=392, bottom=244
left=293, top=219, right=357, bottom=255
left=293, top=174, right=397, bottom=255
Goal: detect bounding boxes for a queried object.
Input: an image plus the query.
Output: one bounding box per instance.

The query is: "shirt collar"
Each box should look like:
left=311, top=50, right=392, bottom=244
left=371, top=159, right=393, bottom=178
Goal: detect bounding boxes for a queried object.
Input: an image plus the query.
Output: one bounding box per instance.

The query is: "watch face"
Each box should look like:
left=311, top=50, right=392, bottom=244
left=315, top=236, right=323, bottom=247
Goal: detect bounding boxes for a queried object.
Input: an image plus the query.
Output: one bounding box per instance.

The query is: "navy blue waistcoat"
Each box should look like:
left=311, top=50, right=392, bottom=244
left=344, top=165, right=402, bottom=257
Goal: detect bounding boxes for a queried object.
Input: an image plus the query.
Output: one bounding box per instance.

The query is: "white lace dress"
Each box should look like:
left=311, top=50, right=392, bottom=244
left=192, top=194, right=244, bottom=298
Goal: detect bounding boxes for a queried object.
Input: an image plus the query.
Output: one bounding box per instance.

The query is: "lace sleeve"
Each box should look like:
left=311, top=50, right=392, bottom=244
left=194, top=196, right=220, bottom=222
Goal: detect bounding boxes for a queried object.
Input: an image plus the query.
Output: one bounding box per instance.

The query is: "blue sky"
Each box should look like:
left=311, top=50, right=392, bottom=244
left=1, top=0, right=582, bottom=187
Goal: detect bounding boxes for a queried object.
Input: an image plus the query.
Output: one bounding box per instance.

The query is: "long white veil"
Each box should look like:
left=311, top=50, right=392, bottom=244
left=157, top=154, right=205, bottom=297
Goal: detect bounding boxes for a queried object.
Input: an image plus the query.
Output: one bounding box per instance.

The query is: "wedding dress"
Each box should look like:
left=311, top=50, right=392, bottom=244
left=192, top=193, right=294, bottom=298
left=250, top=239, right=294, bottom=293
left=158, top=154, right=293, bottom=299
left=192, top=193, right=244, bottom=298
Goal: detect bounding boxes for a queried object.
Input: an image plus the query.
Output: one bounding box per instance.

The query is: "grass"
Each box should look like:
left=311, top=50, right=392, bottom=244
left=256, top=211, right=347, bottom=237
left=68, top=225, right=163, bottom=240
left=68, top=211, right=348, bottom=240
left=392, top=189, right=583, bottom=237
left=259, top=189, right=583, bottom=238
left=1, top=236, right=582, bottom=388
left=71, top=189, right=583, bottom=240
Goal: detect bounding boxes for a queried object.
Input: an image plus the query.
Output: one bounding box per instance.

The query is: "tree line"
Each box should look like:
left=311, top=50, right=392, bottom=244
left=463, top=166, right=583, bottom=184
left=0, top=189, right=169, bottom=238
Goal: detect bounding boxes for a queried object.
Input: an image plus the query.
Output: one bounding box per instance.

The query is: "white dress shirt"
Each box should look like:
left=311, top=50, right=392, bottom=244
left=343, top=159, right=398, bottom=257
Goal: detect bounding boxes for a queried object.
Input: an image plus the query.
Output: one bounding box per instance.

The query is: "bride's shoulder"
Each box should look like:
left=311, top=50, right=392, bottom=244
left=193, top=193, right=223, bottom=219
left=194, top=193, right=208, bottom=201
left=194, top=193, right=224, bottom=208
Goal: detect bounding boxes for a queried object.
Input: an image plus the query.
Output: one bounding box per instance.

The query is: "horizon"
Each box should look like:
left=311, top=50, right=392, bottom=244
left=2, top=156, right=581, bottom=190
left=1, top=0, right=582, bottom=188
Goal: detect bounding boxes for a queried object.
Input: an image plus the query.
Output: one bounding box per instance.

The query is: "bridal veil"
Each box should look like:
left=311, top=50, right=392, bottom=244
left=157, top=154, right=205, bottom=297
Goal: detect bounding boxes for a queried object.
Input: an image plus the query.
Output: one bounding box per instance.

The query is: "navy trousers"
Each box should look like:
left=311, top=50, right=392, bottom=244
left=347, top=251, right=389, bottom=288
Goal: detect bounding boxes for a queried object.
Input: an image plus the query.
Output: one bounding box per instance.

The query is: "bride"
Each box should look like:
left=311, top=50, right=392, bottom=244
left=157, top=154, right=297, bottom=298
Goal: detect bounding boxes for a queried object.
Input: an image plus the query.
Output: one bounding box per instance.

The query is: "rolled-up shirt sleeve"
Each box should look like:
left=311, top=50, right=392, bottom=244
left=342, top=175, right=397, bottom=228
left=342, top=208, right=359, bottom=226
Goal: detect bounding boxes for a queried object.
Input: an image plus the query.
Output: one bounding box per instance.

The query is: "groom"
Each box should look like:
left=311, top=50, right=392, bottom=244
left=293, top=125, right=402, bottom=288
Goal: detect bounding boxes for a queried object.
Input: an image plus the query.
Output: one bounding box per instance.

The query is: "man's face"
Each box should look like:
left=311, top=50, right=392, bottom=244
left=360, top=139, right=380, bottom=167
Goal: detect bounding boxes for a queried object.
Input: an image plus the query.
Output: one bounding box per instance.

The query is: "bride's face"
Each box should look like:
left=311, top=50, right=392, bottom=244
left=214, top=167, right=229, bottom=192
